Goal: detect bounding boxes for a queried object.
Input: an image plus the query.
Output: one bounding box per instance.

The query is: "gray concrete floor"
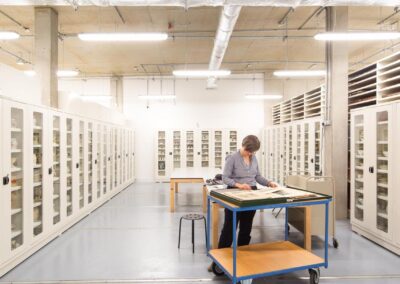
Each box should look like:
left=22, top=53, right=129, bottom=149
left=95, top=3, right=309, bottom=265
left=1, top=182, right=400, bottom=284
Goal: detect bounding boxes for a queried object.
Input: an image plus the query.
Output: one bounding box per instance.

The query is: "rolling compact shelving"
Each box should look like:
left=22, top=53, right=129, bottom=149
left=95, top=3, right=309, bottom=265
left=350, top=102, right=400, bottom=255
left=155, top=129, right=246, bottom=182
left=0, top=96, right=135, bottom=277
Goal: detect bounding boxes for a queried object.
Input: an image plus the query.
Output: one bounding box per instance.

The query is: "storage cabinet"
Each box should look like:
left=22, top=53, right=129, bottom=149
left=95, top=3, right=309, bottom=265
left=0, top=97, right=135, bottom=276
left=265, top=117, right=323, bottom=184
left=350, top=103, right=399, bottom=254
left=155, top=129, right=245, bottom=181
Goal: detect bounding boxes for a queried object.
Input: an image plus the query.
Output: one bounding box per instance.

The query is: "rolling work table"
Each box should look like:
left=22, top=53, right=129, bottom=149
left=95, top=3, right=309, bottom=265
left=206, top=185, right=312, bottom=251
left=169, top=167, right=220, bottom=212
left=206, top=188, right=332, bottom=284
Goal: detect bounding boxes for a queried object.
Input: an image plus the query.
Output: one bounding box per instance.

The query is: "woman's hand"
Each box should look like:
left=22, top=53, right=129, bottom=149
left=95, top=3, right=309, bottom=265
left=235, top=183, right=251, bottom=190
left=267, top=181, right=278, bottom=188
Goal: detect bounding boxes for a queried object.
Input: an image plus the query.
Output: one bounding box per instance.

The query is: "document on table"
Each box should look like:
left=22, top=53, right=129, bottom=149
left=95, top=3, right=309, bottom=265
left=217, top=187, right=321, bottom=201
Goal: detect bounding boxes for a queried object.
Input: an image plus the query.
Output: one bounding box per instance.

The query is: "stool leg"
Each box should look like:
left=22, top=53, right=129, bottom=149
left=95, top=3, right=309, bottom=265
left=192, top=220, right=195, bottom=254
left=203, top=217, right=207, bottom=252
left=178, top=217, right=183, bottom=249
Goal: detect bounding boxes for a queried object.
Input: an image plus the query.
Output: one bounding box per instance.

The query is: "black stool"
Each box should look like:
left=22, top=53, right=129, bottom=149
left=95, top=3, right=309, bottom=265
left=178, top=213, right=207, bottom=253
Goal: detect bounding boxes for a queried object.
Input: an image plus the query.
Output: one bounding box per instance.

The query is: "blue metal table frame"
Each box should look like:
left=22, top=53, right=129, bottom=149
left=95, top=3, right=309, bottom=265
left=206, top=195, right=332, bottom=283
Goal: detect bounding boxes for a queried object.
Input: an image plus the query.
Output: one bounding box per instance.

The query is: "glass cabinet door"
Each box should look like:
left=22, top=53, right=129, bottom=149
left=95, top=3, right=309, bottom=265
left=97, top=125, right=101, bottom=198
left=304, top=123, right=310, bottom=175
left=88, top=123, right=93, bottom=204
left=32, top=111, right=43, bottom=237
left=353, top=114, right=365, bottom=222
left=229, top=131, right=237, bottom=154
left=314, top=122, right=321, bottom=176
left=52, top=115, right=61, bottom=225
left=66, top=118, right=73, bottom=216
left=296, top=124, right=302, bottom=173
left=276, top=128, right=281, bottom=183
left=282, top=127, right=287, bottom=180
left=103, top=126, right=108, bottom=195
left=214, top=131, right=223, bottom=169
left=173, top=131, right=181, bottom=169
left=288, top=126, right=293, bottom=175
left=157, top=131, right=166, bottom=176
left=376, top=110, right=389, bottom=234
left=79, top=121, right=84, bottom=209
left=114, top=129, right=118, bottom=187
left=186, top=131, right=194, bottom=167
left=10, top=107, right=24, bottom=250
left=201, top=131, right=209, bottom=167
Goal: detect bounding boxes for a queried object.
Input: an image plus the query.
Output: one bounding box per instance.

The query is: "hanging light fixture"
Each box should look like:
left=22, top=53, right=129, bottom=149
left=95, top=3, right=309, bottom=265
left=0, top=31, right=20, bottom=40
left=57, top=70, right=79, bottom=77
left=78, top=33, right=168, bottom=42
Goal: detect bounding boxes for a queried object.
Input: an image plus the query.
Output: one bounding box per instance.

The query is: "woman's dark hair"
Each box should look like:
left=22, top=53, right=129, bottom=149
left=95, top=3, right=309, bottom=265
left=242, top=135, right=260, bottom=153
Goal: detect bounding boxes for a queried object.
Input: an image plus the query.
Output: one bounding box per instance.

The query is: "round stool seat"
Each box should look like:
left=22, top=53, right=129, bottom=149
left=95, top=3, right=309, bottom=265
left=182, top=213, right=204, bottom=221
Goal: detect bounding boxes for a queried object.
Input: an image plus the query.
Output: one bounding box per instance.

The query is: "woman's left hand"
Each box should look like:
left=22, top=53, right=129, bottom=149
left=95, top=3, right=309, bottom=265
left=268, top=181, right=278, bottom=188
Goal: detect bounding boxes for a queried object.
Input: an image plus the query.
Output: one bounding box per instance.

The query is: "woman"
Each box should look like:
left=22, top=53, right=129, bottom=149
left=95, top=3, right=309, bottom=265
left=218, top=135, right=278, bottom=249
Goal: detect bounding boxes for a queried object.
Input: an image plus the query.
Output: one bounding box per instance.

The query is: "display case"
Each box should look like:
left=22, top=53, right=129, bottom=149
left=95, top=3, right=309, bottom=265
left=173, top=131, right=181, bottom=169
left=66, top=118, right=73, bottom=217
left=79, top=121, right=85, bottom=209
left=9, top=105, right=25, bottom=251
left=52, top=115, right=61, bottom=225
left=88, top=123, right=93, bottom=204
left=32, top=111, right=44, bottom=237
left=351, top=103, right=399, bottom=255
left=157, top=131, right=166, bottom=177
left=201, top=131, right=210, bottom=167
left=228, top=130, right=237, bottom=155
left=186, top=131, right=194, bottom=168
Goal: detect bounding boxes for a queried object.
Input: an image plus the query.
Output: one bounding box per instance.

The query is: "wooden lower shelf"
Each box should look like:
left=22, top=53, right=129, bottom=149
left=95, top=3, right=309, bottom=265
left=209, top=241, right=324, bottom=278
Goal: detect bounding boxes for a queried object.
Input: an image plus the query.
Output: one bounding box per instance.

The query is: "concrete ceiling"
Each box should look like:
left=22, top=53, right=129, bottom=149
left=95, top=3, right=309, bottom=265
left=0, top=5, right=399, bottom=76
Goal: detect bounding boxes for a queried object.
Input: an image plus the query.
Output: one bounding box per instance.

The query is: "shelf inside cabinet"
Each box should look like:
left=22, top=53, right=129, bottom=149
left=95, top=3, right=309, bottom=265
left=11, top=230, right=22, bottom=239
left=33, top=221, right=42, bottom=228
left=11, top=208, right=22, bottom=215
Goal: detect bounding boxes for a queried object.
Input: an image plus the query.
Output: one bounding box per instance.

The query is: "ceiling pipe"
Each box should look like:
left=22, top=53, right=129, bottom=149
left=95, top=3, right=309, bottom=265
left=207, top=5, right=241, bottom=89
left=298, top=6, right=324, bottom=30
left=0, top=1, right=397, bottom=7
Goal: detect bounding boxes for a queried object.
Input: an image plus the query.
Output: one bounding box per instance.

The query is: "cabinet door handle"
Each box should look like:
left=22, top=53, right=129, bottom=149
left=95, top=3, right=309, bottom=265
left=369, top=166, right=374, bottom=173
left=3, top=175, right=10, bottom=185
left=48, top=167, right=53, bottom=175
left=108, top=157, right=111, bottom=161
left=95, top=160, right=97, bottom=164
left=169, top=152, right=172, bottom=156
left=310, top=158, right=314, bottom=163
left=76, top=163, right=79, bottom=169
left=280, top=154, right=283, bottom=159
left=197, top=152, right=201, bottom=155
left=132, top=153, right=135, bottom=156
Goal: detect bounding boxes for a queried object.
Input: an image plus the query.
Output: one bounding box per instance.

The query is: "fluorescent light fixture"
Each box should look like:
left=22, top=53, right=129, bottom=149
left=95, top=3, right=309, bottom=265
left=173, top=70, right=231, bottom=77
left=273, top=70, right=326, bottom=77
left=16, top=58, right=25, bottom=65
left=314, top=32, right=400, bottom=41
left=245, top=94, right=283, bottom=100
left=57, top=70, right=79, bottom=77
left=78, top=33, right=168, bottom=42
left=138, top=95, right=176, bottom=100
left=24, top=70, right=36, bottom=76
left=0, top=31, right=20, bottom=40
left=80, top=95, right=112, bottom=100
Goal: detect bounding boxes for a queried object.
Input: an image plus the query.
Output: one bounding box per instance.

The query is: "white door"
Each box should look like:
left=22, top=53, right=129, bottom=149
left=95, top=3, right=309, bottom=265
left=201, top=130, right=210, bottom=168
left=351, top=111, right=369, bottom=229
left=1, top=101, right=28, bottom=260
left=369, top=105, right=393, bottom=240
left=49, top=111, right=62, bottom=227
left=172, top=130, right=182, bottom=170
left=185, top=130, right=195, bottom=168
left=30, top=106, right=50, bottom=240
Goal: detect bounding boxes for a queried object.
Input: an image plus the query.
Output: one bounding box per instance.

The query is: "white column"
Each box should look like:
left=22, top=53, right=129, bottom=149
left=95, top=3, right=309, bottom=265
left=34, top=7, right=58, bottom=108
left=323, top=7, right=349, bottom=219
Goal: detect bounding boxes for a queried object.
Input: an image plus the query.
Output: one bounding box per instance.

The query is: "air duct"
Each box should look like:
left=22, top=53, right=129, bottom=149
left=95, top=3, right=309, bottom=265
left=206, top=5, right=241, bottom=89
left=0, top=1, right=397, bottom=7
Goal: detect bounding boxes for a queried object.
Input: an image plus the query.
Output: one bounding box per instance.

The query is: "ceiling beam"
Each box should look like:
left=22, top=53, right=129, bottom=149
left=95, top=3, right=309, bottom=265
left=0, top=10, right=30, bottom=32
left=114, top=6, right=126, bottom=24
left=278, top=7, right=294, bottom=26
left=298, top=6, right=325, bottom=30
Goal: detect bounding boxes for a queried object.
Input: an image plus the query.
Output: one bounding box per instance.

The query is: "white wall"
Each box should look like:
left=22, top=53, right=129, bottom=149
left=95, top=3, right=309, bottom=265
left=123, top=74, right=265, bottom=182
left=0, top=64, right=41, bottom=104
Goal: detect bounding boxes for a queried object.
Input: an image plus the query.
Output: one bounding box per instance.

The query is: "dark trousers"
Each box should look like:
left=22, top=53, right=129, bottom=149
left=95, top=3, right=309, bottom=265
left=218, top=208, right=256, bottom=248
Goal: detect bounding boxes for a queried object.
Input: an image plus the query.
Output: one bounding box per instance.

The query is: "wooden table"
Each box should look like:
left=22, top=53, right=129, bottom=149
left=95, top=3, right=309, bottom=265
left=169, top=167, right=220, bottom=213
left=206, top=186, right=312, bottom=251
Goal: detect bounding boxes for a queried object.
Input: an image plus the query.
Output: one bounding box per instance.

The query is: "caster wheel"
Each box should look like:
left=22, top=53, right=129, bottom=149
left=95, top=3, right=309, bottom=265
left=211, top=262, right=224, bottom=276
left=308, top=268, right=320, bottom=284
left=333, top=238, right=339, bottom=249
